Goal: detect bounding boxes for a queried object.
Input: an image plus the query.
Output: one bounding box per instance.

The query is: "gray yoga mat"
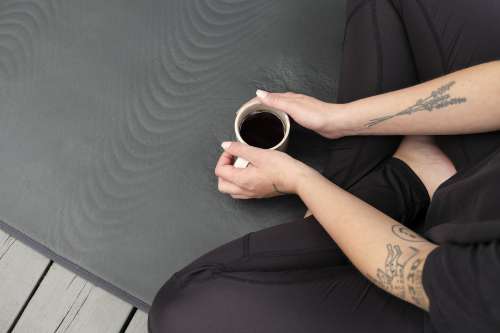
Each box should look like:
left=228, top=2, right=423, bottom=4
left=0, top=0, right=345, bottom=309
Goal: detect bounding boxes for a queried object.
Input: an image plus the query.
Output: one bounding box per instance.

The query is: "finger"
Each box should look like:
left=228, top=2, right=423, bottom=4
left=214, top=164, right=253, bottom=188
left=257, top=90, right=299, bottom=99
left=215, top=152, right=234, bottom=170
left=255, top=89, right=299, bottom=117
left=278, top=92, right=298, bottom=97
left=220, top=141, right=263, bottom=164
left=231, top=194, right=253, bottom=200
left=217, top=178, right=253, bottom=196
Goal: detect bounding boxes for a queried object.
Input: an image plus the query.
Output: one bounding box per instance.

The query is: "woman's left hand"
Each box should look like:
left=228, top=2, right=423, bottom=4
left=214, top=141, right=315, bottom=199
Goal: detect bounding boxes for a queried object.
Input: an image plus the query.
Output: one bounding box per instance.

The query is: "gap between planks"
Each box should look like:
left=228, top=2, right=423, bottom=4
left=0, top=229, right=148, bottom=333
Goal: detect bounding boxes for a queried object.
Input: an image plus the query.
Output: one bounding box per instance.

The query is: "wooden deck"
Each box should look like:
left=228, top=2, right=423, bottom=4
left=0, top=229, right=148, bottom=333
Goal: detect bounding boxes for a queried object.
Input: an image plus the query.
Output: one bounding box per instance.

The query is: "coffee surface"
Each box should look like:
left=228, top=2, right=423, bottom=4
left=239, top=112, right=284, bottom=149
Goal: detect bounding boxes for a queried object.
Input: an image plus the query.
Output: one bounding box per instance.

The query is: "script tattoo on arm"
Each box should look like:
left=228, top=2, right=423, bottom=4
left=366, top=225, right=431, bottom=310
left=366, top=81, right=467, bottom=127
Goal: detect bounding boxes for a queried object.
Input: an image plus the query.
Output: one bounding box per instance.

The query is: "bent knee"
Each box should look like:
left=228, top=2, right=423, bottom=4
left=148, top=264, right=225, bottom=332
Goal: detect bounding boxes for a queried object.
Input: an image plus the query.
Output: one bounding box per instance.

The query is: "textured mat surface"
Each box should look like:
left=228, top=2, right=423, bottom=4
left=0, top=0, right=345, bottom=308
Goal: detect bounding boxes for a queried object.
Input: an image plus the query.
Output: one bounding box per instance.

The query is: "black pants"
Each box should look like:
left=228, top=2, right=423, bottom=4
left=148, top=1, right=500, bottom=332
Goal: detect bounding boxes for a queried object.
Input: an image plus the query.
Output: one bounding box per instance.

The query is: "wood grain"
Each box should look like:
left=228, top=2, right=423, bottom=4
left=0, top=230, right=50, bottom=332
left=125, top=311, right=148, bottom=333
left=13, top=263, right=132, bottom=333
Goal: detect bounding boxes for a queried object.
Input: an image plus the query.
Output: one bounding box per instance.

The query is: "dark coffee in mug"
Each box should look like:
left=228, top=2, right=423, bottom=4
left=239, top=111, right=285, bottom=149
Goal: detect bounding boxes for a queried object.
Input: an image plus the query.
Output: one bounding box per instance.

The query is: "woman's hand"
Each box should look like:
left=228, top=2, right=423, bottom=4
left=255, top=89, right=350, bottom=139
left=214, top=141, right=316, bottom=199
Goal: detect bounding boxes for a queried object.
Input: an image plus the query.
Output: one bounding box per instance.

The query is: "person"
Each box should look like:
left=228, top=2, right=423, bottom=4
left=148, top=0, right=500, bottom=332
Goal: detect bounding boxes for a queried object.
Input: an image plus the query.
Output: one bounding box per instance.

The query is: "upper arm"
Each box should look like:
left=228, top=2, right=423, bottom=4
left=422, top=241, right=500, bottom=332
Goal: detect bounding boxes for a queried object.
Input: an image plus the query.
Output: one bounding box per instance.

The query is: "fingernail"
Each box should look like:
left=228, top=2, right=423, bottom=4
left=256, top=89, right=269, bottom=98
left=221, top=141, right=231, bottom=149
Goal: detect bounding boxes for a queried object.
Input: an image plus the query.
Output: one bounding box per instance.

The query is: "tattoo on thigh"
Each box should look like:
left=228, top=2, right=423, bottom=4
left=365, top=81, right=467, bottom=127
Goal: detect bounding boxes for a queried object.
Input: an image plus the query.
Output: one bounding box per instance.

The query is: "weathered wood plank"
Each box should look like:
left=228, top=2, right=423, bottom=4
left=0, top=229, right=51, bottom=332
left=125, top=311, right=148, bottom=333
left=13, top=263, right=132, bottom=333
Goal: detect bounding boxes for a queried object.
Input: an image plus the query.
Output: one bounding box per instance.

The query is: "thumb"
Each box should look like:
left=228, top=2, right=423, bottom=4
left=221, top=141, right=262, bottom=163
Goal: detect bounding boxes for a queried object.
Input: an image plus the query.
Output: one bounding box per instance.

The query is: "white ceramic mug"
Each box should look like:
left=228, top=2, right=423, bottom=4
left=233, top=98, right=291, bottom=168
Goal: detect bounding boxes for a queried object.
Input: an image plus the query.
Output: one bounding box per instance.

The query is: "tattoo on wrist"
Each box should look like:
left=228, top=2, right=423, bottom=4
left=365, top=81, right=467, bottom=127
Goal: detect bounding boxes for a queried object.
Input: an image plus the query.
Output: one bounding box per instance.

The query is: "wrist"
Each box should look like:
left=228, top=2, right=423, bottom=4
left=293, top=164, right=321, bottom=196
left=341, top=102, right=368, bottom=136
left=326, top=102, right=364, bottom=138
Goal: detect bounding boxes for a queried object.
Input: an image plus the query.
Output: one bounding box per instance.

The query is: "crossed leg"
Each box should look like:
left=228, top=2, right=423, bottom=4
left=148, top=154, right=433, bottom=332
left=149, top=0, right=500, bottom=331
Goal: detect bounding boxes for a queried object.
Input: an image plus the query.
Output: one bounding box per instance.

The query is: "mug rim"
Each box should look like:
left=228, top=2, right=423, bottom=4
left=234, top=99, right=290, bottom=150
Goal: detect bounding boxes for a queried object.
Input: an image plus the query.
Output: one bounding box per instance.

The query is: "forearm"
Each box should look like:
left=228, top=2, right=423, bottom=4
left=296, top=169, right=437, bottom=310
left=338, top=61, right=500, bottom=136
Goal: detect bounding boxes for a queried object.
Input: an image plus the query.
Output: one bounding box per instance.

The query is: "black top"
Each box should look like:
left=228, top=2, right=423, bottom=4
left=422, top=145, right=500, bottom=332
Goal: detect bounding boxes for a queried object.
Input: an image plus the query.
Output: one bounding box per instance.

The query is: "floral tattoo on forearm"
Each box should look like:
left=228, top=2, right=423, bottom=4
left=366, top=225, right=430, bottom=310
left=365, top=81, right=467, bottom=127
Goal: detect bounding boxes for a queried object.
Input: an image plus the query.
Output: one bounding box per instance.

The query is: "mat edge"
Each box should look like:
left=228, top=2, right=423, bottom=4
left=0, top=219, right=150, bottom=312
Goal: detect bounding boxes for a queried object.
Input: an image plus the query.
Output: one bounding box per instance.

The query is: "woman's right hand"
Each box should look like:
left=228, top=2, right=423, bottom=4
left=255, top=89, right=351, bottom=139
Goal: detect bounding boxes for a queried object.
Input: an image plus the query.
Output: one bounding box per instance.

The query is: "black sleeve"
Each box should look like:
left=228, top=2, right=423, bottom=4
left=422, top=241, right=500, bottom=332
